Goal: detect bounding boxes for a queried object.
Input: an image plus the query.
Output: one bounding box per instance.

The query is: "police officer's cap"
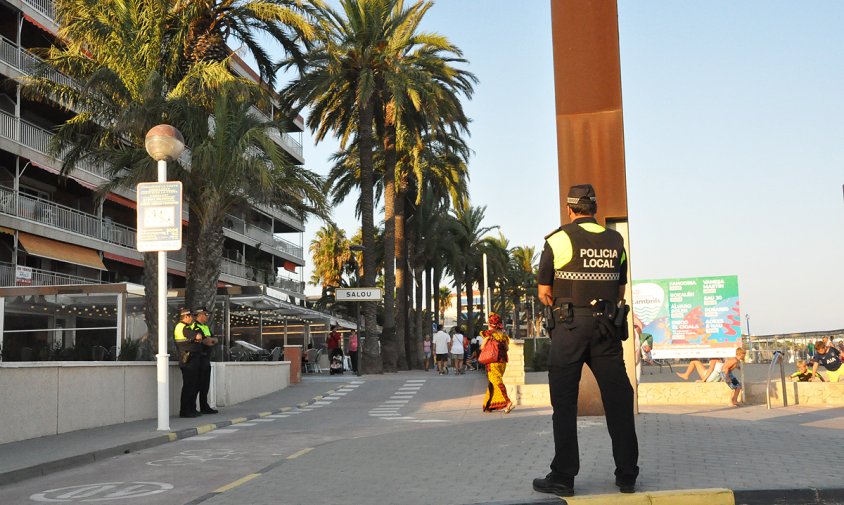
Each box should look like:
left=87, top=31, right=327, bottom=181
left=178, top=308, right=193, bottom=317
left=566, top=184, right=597, bottom=205
left=193, top=307, right=209, bottom=315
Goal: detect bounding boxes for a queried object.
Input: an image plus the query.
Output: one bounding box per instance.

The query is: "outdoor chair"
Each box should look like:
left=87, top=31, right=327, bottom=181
left=269, top=347, right=281, bottom=361
left=303, top=348, right=322, bottom=373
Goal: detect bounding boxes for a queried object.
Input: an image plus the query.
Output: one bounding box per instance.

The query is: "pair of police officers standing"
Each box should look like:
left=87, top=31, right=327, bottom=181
left=533, top=184, right=639, bottom=496
left=174, top=307, right=219, bottom=418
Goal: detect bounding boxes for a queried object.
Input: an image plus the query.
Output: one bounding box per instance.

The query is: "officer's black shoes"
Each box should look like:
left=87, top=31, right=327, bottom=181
left=614, top=477, right=636, bottom=493
left=200, top=407, right=219, bottom=414
left=532, top=473, right=574, bottom=497
left=179, top=411, right=199, bottom=418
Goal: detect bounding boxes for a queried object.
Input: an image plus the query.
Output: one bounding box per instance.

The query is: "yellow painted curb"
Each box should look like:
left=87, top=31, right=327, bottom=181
left=313, top=395, right=323, bottom=400
left=296, top=402, right=309, bottom=408
left=280, top=406, right=291, bottom=412
left=230, top=417, right=248, bottom=424
left=649, top=489, right=734, bottom=505
left=195, top=424, right=216, bottom=435
left=257, top=412, right=272, bottom=417
left=564, top=489, right=733, bottom=505
left=168, top=433, right=178, bottom=442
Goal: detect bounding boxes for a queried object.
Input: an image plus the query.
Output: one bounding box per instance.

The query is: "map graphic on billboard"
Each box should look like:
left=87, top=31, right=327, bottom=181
left=632, top=275, right=741, bottom=359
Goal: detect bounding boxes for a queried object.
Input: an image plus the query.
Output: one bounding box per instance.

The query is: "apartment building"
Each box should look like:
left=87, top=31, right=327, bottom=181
left=0, top=1, right=313, bottom=361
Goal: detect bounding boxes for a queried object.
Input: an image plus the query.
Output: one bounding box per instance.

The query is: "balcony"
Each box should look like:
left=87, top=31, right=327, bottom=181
left=223, top=214, right=303, bottom=260
left=0, top=186, right=136, bottom=248
left=0, top=35, right=74, bottom=88
left=247, top=106, right=304, bottom=161
left=219, top=258, right=304, bottom=294
left=0, top=110, right=110, bottom=184
left=21, top=0, right=55, bottom=20
left=0, top=261, right=101, bottom=287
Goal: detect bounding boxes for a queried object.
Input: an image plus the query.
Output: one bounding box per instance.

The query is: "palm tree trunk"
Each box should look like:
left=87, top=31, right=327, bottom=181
left=414, top=265, right=424, bottom=368
left=426, top=266, right=433, bottom=334
left=142, top=252, right=160, bottom=351
left=184, top=207, right=225, bottom=312
left=465, top=270, right=474, bottom=338
left=434, top=265, right=442, bottom=325
left=454, top=277, right=462, bottom=332
left=394, top=183, right=408, bottom=369
left=380, top=116, right=398, bottom=371
left=357, top=99, right=381, bottom=373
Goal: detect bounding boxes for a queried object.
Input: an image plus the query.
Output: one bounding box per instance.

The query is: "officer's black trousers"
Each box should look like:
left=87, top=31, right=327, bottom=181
left=548, top=317, right=639, bottom=483
left=179, top=357, right=201, bottom=414
left=197, top=354, right=212, bottom=410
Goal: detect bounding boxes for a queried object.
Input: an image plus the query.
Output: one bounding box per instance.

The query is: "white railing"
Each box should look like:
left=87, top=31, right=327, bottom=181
left=0, top=262, right=101, bottom=287
left=248, top=105, right=304, bottom=160
left=21, top=0, right=56, bottom=20
left=0, top=110, right=110, bottom=184
left=274, top=276, right=305, bottom=294
left=0, top=186, right=136, bottom=249
left=0, top=36, right=74, bottom=88
left=223, top=214, right=304, bottom=259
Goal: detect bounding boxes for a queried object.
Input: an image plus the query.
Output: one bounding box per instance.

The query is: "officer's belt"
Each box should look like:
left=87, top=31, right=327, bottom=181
left=568, top=307, right=595, bottom=317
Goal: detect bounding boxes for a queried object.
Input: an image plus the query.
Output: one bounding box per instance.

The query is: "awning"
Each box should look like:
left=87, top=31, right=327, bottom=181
left=105, top=193, right=137, bottom=209
left=283, top=260, right=297, bottom=273
left=0, top=226, right=14, bottom=236
left=103, top=252, right=185, bottom=277
left=18, top=232, right=107, bottom=271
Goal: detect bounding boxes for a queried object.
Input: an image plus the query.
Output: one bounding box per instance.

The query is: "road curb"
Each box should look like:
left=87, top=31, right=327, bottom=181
left=0, top=388, right=333, bottom=487
left=477, top=487, right=844, bottom=505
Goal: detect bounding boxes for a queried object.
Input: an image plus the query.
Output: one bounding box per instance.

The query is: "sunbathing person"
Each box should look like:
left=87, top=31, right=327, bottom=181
left=676, top=358, right=723, bottom=382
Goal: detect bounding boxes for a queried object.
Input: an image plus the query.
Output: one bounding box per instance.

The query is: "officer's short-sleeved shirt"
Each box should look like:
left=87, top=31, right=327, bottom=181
left=812, top=347, right=842, bottom=371
left=537, top=218, right=628, bottom=286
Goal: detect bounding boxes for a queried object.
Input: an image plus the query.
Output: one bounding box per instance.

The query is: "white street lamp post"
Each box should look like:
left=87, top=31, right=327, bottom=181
left=145, top=125, right=185, bottom=432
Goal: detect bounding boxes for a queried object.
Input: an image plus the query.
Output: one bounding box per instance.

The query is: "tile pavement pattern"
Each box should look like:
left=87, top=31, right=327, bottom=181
left=200, top=406, right=844, bottom=505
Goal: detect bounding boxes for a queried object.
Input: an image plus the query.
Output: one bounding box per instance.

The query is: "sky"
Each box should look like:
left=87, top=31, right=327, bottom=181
left=289, top=1, right=844, bottom=336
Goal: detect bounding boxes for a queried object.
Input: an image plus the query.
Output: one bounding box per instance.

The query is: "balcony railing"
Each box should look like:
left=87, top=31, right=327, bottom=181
left=0, top=186, right=137, bottom=249
left=223, top=214, right=304, bottom=259
left=218, top=258, right=304, bottom=293
left=0, top=35, right=74, bottom=88
left=0, top=261, right=102, bottom=287
left=21, top=0, right=56, bottom=20
left=247, top=106, right=304, bottom=160
left=0, top=110, right=110, bottom=184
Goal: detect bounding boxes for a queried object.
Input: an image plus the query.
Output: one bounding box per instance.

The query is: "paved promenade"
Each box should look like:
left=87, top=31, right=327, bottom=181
left=1, top=371, right=843, bottom=504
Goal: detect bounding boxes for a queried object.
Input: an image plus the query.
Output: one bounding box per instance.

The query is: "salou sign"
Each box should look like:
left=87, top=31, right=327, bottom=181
left=632, top=275, right=741, bottom=359
left=335, top=288, right=382, bottom=301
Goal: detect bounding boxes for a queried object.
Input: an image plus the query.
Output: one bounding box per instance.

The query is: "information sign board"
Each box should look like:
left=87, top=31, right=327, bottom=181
left=136, top=182, right=183, bottom=252
left=632, top=275, right=741, bottom=359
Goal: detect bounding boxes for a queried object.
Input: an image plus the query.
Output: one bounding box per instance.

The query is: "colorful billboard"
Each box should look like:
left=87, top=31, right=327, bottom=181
left=632, top=275, right=741, bottom=359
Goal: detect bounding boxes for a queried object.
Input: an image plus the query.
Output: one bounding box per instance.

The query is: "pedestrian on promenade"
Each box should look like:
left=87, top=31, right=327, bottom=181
left=811, top=339, right=843, bottom=382
left=348, top=330, right=359, bottom=373
left=327, top=326, right=343, bottom=363
left=173, top=308, right=202, bottom=418
left=432, top=324, right=451, bottom=375
left=451, top=327, right=465, bottom=375
left=192, top=307, right=218, bottom=414
left=422, top=335, right=432, bottom=371
left=721, top=348, right=745, bottom=406
left=533, top=184, right=638, bottom=497
left=481, top=313, right=514, bottom=413
left=676, top=358, right=723, bottom=382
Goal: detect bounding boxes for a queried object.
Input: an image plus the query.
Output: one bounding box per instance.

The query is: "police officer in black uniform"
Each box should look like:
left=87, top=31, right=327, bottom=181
left=173, top=308, right=203, bottom=418
left=192, top=307, right=218, bottom=414
left=532, top=184, right=639, bottom=496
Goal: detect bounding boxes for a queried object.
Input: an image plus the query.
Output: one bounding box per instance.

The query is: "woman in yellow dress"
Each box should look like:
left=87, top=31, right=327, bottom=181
left=482, top=313, right=515, bottom=413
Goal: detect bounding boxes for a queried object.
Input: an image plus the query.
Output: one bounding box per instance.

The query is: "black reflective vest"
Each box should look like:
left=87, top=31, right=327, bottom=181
left=546, top=219, right=626, bottom=306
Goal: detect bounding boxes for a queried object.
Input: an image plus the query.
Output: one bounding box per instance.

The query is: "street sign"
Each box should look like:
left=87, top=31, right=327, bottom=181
left=336, top=287, right=383, bottom=301
left=136, top=182, right=182, bottom=252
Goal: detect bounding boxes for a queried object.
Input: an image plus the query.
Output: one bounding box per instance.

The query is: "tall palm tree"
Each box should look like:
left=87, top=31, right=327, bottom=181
left=309, top=224, right=352, bottom=288
left=437, top=286, right=451, bottom=323
left=283, top=0, right=431, bottom=372
left=449, top=205, right=497, bottom=339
